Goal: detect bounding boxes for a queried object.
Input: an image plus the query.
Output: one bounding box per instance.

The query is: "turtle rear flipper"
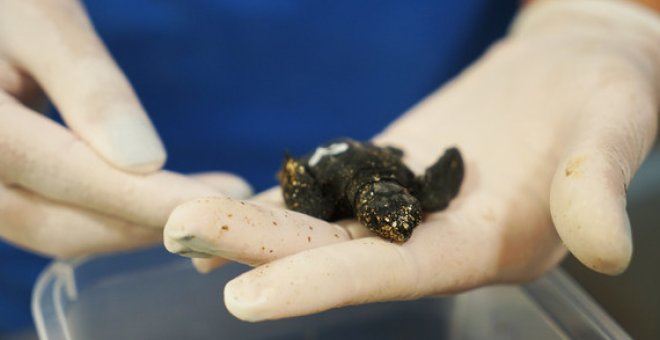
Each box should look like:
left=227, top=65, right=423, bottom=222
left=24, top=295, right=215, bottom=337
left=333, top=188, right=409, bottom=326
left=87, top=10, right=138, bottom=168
left=416, top=147, right=464, bottom=211
left=279, top=155, right=335, bottom=220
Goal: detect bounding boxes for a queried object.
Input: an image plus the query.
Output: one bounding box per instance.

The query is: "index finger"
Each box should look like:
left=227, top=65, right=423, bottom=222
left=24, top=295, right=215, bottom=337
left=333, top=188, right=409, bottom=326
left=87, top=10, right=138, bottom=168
left=0, top=97, right=217, bottom=227
left=0, top=0, right=165, bottom=172
left=163, top=191, right=354, bottom=265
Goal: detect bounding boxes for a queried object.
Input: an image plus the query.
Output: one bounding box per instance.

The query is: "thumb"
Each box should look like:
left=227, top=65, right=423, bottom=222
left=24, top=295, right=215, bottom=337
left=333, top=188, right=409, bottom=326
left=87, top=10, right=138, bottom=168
left=0, top=0, right=165, bottom=173
left=191, top=172, right=253, bottom=199
left=550, top=83, right=657, bottom=275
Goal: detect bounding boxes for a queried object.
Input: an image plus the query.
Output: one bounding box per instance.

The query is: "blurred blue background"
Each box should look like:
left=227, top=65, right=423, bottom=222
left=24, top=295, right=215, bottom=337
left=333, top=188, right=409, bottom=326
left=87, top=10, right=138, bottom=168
left=88, top=0, right=516, bottom=191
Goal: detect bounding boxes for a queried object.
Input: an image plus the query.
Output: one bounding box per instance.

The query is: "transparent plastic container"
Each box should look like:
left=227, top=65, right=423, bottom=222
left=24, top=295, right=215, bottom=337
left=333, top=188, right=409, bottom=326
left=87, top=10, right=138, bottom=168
left=32, top=247, right=630, bottom=340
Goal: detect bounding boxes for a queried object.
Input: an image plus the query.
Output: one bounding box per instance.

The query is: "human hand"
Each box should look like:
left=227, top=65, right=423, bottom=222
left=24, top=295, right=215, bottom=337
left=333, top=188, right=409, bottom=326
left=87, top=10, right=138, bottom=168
left=0, top=0, right=251, bottom=257
left=164, top=0, right=660, bottom=321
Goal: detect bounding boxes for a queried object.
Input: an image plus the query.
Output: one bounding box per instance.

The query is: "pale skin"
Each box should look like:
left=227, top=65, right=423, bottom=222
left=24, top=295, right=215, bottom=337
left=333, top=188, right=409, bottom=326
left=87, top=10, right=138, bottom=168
left=1, top=0, right=659, bottom=323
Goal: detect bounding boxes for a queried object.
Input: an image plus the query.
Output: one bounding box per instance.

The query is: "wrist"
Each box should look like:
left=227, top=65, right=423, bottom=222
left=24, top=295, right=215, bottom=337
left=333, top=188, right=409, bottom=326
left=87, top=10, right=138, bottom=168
left=511, top=0, right=660, bottom=93
left=513, top=0, right=660, bottom=38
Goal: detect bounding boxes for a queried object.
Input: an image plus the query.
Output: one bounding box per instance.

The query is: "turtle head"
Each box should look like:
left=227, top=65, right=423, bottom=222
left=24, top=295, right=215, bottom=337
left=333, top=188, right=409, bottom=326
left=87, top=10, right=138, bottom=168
left=354, top=181, right=422, bottom=242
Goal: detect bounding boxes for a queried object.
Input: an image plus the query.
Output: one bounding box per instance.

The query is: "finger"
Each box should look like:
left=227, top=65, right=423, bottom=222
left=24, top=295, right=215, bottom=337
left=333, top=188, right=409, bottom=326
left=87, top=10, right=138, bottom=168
left=192, top=257, right=230, bottom=274
left=0, top=183, right=160, bottom=258
left=0, top=0, right=165, bottom=172
left=186, top=172, right=254, bottom=272
left=191, top=172, right=253, bottom=199
left=187, top=175, right=277, bottom=274
left=550, top=82, right=658, bottom=275
left=0, top=99, right=219, bottom=228
left=166, top=187, right=372, bottom=273
left=163, top=193, right=352, bottom=265
left=223, top=213, right=498, bottom=321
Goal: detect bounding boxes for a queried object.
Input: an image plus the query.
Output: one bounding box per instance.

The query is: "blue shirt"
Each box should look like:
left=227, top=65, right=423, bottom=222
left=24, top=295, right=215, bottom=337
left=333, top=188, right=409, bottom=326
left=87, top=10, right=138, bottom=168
left=0, top=0, right=517, bottom=332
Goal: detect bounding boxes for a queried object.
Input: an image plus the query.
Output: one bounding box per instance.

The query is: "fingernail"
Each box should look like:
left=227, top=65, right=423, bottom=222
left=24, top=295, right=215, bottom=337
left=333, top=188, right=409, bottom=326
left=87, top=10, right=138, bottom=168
left=164, top=235, right=213, bottom=258
left=104, top=115, right=166, bottom=173
left=164, top=234, right=193, bottom=255
left=164, top=212, right=220, bottom=258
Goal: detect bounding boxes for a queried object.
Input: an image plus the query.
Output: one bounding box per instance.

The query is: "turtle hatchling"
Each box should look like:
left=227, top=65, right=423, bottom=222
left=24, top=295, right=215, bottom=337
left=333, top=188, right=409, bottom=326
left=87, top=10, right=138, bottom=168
left=278, top=138, right=464, bottom=242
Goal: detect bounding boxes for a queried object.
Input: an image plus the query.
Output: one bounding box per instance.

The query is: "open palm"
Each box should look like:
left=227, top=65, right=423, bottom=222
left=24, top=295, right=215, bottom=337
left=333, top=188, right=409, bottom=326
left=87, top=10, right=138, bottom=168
left=164, top=0, right=660, bottom=322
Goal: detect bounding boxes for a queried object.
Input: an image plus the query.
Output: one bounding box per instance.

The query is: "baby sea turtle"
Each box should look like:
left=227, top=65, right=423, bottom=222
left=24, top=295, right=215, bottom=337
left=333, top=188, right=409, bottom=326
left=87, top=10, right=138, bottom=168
left=278, top=138, right=464, bottom=242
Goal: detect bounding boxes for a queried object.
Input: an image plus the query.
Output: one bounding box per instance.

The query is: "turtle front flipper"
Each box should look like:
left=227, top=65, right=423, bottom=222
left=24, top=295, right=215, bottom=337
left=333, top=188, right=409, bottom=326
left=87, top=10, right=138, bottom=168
left=416, top=147, right=464, bottom=211
left=384, top=145, right=404, bottom=158
left=278, top=155, right=335, bottom=220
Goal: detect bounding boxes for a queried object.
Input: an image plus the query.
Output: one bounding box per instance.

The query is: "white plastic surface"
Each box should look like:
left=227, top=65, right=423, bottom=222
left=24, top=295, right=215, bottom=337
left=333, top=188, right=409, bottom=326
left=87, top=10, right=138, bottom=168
left=32, top=247, right=630, bottom=340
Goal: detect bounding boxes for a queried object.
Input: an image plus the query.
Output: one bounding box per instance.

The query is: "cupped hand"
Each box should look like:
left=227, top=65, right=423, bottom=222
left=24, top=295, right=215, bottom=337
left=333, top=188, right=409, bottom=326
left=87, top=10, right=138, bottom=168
left=164, top=0, right=660, bottom=321
left=0, top=0, right=251, bottom=257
